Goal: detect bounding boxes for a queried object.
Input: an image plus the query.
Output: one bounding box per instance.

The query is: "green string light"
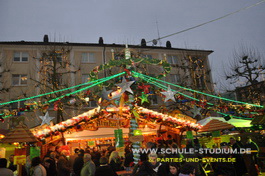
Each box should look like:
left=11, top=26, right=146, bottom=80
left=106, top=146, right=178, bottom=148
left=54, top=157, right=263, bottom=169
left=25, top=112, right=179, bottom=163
left=132, top=71, right=263, bottom=108
left=46, top=72, right=125, bottom=104
left=0, top=74, right=123, bottom=106
left=0, top=72, right=125, bottom=118
left=132, top=72, right=252, bottom=120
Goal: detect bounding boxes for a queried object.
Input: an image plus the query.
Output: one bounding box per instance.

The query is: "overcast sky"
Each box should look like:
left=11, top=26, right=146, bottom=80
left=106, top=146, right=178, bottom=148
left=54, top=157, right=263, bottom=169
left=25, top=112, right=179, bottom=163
left=0, top=0, right=265, bottom=92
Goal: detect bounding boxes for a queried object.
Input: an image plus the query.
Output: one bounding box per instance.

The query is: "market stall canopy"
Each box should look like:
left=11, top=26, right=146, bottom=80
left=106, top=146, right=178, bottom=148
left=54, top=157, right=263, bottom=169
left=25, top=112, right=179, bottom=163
left=197, top=117, right=252, bottom=132
left=1, top=123, right=38, bottom=143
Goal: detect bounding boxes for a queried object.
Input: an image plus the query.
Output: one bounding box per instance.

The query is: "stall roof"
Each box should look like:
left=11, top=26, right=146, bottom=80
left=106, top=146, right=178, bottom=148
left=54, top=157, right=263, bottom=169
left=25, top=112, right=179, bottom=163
left=1, top=123, right=38, bottom=143
left=198, top=117, right=252, bottom=128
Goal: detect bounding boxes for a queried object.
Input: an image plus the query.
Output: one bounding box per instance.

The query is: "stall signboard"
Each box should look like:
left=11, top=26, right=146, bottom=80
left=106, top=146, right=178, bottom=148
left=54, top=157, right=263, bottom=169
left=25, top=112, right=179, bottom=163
left=213, top=137, right=222, bottom=144
left=82, top=119, right=130, bottom=131
left=212, top=130, right=221, bottom=137
left=97, top=119, right=129, bottom=128
left=114, top=129, right=124, bottom=147
left=30, top=147, right=41, bottom=160
left=14, top=155, right=26, bottom=165
left=0, top=148, right=5, bottom=158
left=14, top=148, right=27, bottom=165
left=88, top=141, right=96, bottom=147
left=186, top=131, right=193, bottom=139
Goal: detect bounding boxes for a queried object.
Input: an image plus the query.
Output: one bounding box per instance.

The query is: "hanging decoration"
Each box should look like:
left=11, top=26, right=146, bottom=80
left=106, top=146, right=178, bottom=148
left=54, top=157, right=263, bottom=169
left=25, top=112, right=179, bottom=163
left=136, top=107, right=201, bottom=130
left=89, top=57, right=171, bottom=81
left=129, top=111, right=141, bottom=164
left=39, top=112, right=55, bottom=126
left=138, top=83, right=150, bottom=94
left=161, top=85, right=176, bottom=102
left=116, top=77, right=135, bottom=95
left=190, top=106, right=202, bottom=118
left=139, top=92, right=149, bottom=104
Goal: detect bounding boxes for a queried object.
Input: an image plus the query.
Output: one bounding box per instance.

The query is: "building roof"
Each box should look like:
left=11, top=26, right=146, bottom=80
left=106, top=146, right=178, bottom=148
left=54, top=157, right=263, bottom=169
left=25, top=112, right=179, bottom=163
left=0, top=41, right=213, bottom=54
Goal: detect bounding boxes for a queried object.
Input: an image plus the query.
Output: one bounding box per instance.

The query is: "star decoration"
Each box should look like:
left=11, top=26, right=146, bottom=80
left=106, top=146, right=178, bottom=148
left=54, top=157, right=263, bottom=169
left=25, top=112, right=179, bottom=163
left=161, top=86, right=176, bottom=102
left=39, top=112, right=55, bottom=126
left=101, top=87, right=112, bottom=101
left=116, top=77, right=135, bottom=94
left=139, top=92, right=149, bottom=104
left=190, top=106, right=202, bottom=118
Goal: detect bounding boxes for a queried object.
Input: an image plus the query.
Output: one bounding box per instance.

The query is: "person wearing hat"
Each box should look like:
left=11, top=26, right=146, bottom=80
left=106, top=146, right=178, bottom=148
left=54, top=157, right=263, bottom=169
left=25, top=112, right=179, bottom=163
left=95, top=157, right=118, bottom=176
left=211, top=142, right=236, bottom=176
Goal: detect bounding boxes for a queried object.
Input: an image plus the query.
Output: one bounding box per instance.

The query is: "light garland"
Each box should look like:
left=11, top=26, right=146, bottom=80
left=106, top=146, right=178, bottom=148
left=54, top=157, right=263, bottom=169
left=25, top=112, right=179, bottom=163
left=32, top=107, right=101, bottom=138
left=132, top=71, right=263, bottom=108
left=46, top=72, right=125, bottom=103
left=136, top=106, right=201, bottom=130
left=0, top=72, right=125, bottom=118
left=133, top=72, right=253, bottom=120
left=0, top=76, right=107, bottom=106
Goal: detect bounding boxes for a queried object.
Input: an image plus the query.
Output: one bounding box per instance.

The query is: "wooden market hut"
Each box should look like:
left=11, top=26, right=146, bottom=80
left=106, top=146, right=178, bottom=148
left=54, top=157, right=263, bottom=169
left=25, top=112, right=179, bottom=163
left=1, top=123, right=38, bottom=143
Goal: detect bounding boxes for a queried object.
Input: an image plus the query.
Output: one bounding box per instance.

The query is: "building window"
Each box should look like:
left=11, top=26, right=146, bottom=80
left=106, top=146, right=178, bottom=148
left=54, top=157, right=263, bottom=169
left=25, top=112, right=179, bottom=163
left=10, top=100, right=26, bottom=110
left=195, top=75, right=205, bottom=89
left=13, top=52, right=29, bottom=62
left=82, top=74, right=90, bottom=83
left=12, top=74, right=27, bottom=86
left=81, top=53, right=96, bottom=63
left=166, top=55, right=178, bottom=64
left=170, top=74, right=180, bottom=83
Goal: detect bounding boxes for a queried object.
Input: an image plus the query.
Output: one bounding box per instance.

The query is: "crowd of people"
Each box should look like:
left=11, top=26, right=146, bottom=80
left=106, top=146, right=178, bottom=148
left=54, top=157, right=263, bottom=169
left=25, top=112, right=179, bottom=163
left=0, top=134, right=262, bottom=176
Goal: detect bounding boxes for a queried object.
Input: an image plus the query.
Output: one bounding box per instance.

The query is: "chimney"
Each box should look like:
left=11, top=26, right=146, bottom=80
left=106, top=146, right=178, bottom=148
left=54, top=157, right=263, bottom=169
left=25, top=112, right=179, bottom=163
left=141, top=39, right=146, bottom=46
left=43, top=35, right=49, bottom=43
left=99, top=37, right=104, bottom=45
left=166, top=41, right=171, bottom=48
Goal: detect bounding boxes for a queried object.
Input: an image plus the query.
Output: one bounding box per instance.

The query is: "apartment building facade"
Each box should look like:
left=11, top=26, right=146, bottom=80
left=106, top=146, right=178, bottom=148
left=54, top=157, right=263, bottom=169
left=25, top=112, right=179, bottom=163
left=0, top=36, right=213, bottom=129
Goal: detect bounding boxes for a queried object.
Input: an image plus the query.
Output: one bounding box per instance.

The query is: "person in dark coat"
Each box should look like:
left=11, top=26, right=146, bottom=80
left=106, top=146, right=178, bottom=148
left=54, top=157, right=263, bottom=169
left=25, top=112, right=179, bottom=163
left=91, top=147, right=101, bottom=167
left=211, top=142, right=236, bottom=176
left=179, top=163, right=196, bottom=176
left=134, top=152, right=168, bottom=176
left=230, top=137, right=247, bottom=176
left=124, top=147, right=134, bottom=168
left=168, top=162, right=180, bottom=176
left=109, top=151, right=123, bottom=172
left=44, top=158, right=57, bottom=176
left=8, top=155, right=17, bottom=172
left=95, top=157, right=118, bottom=176
left=57, top=155, right=71, bottom=176
left=244, top=136, right=259, bottom=176
left=73, top=149, right=85, bottom=176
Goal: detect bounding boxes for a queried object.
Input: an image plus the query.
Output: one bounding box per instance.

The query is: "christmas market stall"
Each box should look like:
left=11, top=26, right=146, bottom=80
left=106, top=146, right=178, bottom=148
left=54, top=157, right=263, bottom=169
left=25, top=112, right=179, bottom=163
left=0, top=123, right=40, bottom=176
left=197, top=117, right=252, bottom=147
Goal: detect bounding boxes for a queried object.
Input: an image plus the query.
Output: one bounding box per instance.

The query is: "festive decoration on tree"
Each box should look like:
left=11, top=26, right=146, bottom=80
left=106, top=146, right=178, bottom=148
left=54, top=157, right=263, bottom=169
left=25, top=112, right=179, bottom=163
left=161, top=85, right=176, bottom=102
left=129, top=111, right=141, bottom=164
left=139, top=92, right=149, bottom=104
left=39, top=112, right=55, bottom=126
left=116, top=77, right=135, bottom=95
left=138, top=83, right=150, bottom=94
